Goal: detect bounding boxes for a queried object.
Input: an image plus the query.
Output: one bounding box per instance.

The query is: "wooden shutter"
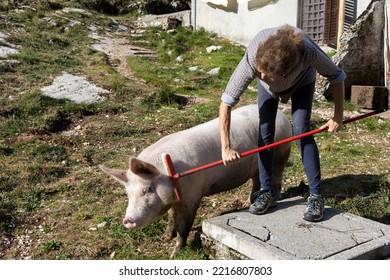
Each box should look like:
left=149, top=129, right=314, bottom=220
left=300, top=0, right=327, bottom=44
left=323, top=0, right=339, bottom=45
left=344, top=0, right=357, bottom=31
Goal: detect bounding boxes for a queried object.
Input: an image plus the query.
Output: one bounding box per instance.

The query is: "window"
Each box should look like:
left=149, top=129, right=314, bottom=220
left=300, top=0, right=327, bottom=44
left=299, top=0, right=357, bottom=46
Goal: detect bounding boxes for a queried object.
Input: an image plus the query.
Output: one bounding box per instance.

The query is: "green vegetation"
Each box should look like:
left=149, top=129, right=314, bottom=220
left=0, top=2, right=389, bottom=260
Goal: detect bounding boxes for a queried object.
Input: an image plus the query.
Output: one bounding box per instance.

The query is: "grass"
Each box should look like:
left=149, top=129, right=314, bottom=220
left=0, top=2, right=389, bottom=260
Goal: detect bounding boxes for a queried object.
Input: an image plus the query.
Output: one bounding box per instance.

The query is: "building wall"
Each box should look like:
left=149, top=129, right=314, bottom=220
left=195, top=0, right=299, bottom=46
left=357, top=0, right=372, bottom=15
left=194, top=0, right=372, bottom=47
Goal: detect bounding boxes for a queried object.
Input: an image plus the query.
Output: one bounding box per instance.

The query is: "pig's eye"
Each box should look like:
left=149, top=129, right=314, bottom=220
left=142, top=186, right=154, bottom=195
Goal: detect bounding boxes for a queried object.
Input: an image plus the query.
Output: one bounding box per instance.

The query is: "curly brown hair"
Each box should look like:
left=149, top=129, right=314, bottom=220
left=256, top=25, right=304, bottom=77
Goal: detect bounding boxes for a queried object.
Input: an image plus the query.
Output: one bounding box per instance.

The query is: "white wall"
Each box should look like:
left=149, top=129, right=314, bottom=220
left=357, top=0, right=372, bottom=16
left=194, top=0, right=373, bottom=47
left=195, top=0, right=299, bottom=46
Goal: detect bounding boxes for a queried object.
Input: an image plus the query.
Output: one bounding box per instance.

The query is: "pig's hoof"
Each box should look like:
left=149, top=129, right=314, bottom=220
left=243, top=198, right=251, bottom=208
left=169, top=238, right=185, bottom=259
left=162, top=231, right=176, bottom=241
left=169, top=247, right=180, bottom=259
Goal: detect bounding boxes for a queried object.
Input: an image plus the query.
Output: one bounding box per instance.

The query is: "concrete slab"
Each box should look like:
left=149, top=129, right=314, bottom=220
left=202, top=196, right=390, bottom=260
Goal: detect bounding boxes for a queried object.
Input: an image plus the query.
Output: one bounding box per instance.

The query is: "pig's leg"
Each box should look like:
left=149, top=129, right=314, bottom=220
left=250, top=171, right=260, bottom=204
left=169, top=201, right=201, bottom=259
left=163, top=208, right=177, bottom=241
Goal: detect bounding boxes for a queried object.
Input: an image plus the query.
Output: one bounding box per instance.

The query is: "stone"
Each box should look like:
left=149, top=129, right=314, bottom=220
left=206, top=45, right=222, bottom=53
left=0, top=46, right=19, bottom=58
left=351, top=85, right=389, bottom=109
left=41, top=73, right=107, bottom=104
left=207, top=67, right=220, bottom=75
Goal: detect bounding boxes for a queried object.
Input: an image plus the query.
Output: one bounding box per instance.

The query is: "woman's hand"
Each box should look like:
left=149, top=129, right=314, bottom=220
left=320, top=116, right=343, bottom=132
left=222, top=147, right=241, bottom=165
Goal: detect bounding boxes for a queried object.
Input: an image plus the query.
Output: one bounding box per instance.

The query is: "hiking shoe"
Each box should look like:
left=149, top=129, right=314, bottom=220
left=249, top=190, right=277, bottom=215
left=303, top=194, right=325, bottom=222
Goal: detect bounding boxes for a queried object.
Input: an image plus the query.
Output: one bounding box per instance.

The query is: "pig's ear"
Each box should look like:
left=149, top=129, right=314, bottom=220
left=99, top=165, right=129, bottom=184
left=130, top=158, right=160, bottom=179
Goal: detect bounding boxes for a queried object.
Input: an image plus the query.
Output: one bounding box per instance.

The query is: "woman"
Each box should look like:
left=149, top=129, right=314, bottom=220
left=219, top=25, right=345, bottom=222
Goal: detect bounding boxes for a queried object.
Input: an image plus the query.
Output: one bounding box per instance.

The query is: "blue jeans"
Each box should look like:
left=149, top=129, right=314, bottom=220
left=257, top=81, right=321, bottom=195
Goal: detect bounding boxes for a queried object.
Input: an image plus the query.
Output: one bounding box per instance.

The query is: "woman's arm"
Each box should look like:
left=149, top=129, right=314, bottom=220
left=219, top=102, right=241, bottom=165
left=320, top=80, right=345, bottom=132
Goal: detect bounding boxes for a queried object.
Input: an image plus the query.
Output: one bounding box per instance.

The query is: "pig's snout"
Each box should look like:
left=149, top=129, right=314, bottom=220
left=123, top=217, right=137, bottom=229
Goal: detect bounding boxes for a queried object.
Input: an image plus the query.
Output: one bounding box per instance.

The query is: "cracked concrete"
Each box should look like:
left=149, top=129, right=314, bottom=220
left=201, top=196, right=390, bottom=259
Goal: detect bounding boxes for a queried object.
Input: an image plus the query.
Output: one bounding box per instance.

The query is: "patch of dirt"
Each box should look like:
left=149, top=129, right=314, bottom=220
left=0, top=211, right=46, bottom=260
left=91, top=34, right=155, bottom=84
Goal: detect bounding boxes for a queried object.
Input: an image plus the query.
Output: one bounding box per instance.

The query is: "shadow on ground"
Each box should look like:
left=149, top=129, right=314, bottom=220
left=283, top=174, right=384, bottom=198
left=282, top=174, right=390, bottom=224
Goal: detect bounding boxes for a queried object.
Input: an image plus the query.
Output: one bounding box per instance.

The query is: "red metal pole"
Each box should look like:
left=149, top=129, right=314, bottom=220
left=172, top=107, right=387, bottom=180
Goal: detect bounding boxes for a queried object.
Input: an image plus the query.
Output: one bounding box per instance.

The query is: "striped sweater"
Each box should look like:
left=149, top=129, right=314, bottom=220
left=221, top=26, right=346, bottom=105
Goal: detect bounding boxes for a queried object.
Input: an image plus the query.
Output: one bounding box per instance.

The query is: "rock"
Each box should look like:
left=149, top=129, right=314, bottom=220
left=41, top=73, right=107, bottom=104
left=206, top=45, right=222, bottom=53
left=0, top=30, right=22, bottom=59
left=0, top=46, right=19, bottom=57
left=323, top=0, right=386, bottom=100
left=136, top=10, right=191, bottom=29
left=60, top=7, right=92, bottom=16
left=207, top=67, right=220, bottom=75
left=176, top=55, right=184, bottom=62
left=97, top=221, right=107, bottom=228
left=350, top=85, right=388, bottom=109
left=43, top=16, right=58, bottom=27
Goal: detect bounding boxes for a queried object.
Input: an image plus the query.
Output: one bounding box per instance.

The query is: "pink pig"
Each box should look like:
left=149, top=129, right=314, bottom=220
left=100, top=104, right=291, bottom=258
